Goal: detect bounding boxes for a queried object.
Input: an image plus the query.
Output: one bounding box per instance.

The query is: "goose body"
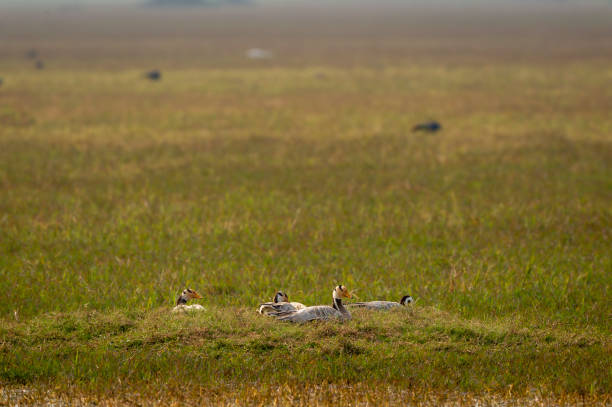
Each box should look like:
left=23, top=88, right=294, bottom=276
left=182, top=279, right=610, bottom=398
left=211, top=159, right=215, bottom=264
left=347, top=295, right=413, bottom=310
left=172, top=288, right=205, bottom=313
left=258, top=291, right=306, bottom=315
left=173, top=304, right=205, bottom=312
left=271, top=285, right=352, bottom=323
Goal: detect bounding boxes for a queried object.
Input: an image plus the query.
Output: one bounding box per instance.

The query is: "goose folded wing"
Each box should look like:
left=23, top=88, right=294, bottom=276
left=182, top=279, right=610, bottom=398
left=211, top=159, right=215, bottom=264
left=259, top=301, right=304, bottom=314
left=258, top=302, right=277, bottom=314
left=277, top=305, right=342, bottom=323
left=290, top=302, right=306, bottom=310
left=347, top=301, right=400, bottom=310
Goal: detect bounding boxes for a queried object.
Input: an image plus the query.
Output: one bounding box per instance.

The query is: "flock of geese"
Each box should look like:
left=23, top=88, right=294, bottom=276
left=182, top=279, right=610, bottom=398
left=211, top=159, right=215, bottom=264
left=172, top=285, right=413, bottom=323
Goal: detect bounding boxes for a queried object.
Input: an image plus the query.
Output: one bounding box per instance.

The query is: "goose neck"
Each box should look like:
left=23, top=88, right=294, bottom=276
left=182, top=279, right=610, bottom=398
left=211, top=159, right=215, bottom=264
left=333, top=298, right=348, bottom=314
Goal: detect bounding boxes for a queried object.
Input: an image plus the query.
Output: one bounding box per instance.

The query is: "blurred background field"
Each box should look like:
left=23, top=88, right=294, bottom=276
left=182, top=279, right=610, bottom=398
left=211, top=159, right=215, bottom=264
left=0, top=1, right=611, bottom=404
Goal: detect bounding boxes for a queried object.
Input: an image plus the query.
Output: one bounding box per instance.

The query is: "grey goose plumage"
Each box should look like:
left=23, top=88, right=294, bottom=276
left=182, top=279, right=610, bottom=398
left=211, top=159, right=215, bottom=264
left=258, top=291, right=306, bottom=315
left=269, top=285, right=353, bottom=323
left=347, top=295, right=413, bottom=310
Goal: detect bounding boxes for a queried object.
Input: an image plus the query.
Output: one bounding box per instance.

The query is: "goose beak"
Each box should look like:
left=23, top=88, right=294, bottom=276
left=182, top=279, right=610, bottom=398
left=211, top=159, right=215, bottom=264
left=192, top=291, right=203, bottom=299
left=344, top=290, right=353, bottom=299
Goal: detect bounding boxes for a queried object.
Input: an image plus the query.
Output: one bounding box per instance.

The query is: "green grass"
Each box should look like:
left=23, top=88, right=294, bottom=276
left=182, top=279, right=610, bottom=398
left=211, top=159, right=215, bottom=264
left=0, top=4, right=611, bottom=403
left=1, top=307, right=610, bottom=397
left=1, top=66, right=609, bottom=402
left=1, top=68, right=610, bottom=328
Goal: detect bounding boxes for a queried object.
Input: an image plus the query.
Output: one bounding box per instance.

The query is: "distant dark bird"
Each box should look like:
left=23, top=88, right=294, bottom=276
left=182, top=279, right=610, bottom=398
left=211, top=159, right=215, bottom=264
left=412, top=120, right=442, bottom=133
left=26, top=49, right=38, bottom=59
left=144, top=70, right=162, bottom=81
left=35, top=60, right=45, bottom=70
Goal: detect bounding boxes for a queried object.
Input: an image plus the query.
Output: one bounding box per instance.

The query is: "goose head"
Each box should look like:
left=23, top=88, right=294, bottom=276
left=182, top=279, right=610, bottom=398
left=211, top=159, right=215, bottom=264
left=273, top=291, right=289, bottom=303
left=400, top=295, right=414, bottom=305
left=176, top=288, right=203, bottom=306
left=332, top=285, right=352, bottom=300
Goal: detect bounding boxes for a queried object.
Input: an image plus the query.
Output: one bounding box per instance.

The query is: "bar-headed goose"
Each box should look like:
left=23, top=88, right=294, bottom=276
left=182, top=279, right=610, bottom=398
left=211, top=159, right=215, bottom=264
left=347, top=294, right=413, bottom=310
left=258, top=291, right=306, bottom=315
left=172, top=288, right=205, bottom=313
left=270, top=285, right=353, bottom=323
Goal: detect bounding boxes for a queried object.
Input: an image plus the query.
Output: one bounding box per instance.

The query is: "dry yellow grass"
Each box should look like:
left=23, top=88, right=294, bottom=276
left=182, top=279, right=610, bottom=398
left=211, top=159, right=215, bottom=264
left=2, top=383, right=610, bottom=407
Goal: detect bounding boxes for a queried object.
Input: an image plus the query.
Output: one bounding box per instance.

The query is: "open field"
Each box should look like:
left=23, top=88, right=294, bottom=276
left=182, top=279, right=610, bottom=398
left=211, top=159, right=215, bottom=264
left=1, top=2, right=611, bottom=405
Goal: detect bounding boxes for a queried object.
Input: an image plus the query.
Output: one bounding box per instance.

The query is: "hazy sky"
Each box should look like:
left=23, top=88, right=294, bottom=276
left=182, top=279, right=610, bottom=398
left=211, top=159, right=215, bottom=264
left=0, top=0, right=604, bottom=4
left=0, top=0, right=141, bottom=3
left=0, top=0, right=607, bottom=8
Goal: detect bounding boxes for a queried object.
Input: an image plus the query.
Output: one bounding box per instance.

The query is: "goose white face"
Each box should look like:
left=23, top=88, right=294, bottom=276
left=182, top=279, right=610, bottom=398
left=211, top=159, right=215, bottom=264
left=333, top=285, right=352, bottom=299
left=274, top=292, right=289, bottom=303
left=400, top=295, right=413, bottom=305
left=183, top=288, right=203, bottom=300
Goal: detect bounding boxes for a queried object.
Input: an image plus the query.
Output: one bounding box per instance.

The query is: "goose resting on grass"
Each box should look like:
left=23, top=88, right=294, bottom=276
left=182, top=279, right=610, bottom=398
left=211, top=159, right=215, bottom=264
left=347, top=295, right=413, bottom=310
left=258, top=291, right=306, bottom=315
left=172, top=288, right=205, bottom=313
left=269, top=285, right=353, bottom=323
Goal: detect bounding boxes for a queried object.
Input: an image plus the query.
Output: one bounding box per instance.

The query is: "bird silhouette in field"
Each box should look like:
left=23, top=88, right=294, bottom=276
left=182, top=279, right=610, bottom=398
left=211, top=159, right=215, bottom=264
left=412, top=120, right=441, bottom=133
left=35, top=60, right=45, bottom=70
left=144, top=70, right=162, bottom=81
